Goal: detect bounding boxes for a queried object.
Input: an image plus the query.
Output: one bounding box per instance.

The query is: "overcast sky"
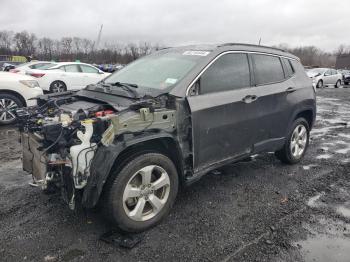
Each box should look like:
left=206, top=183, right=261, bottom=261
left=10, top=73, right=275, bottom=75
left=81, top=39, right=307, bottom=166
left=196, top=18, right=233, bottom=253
left=0, top=0, right=348, bottom=51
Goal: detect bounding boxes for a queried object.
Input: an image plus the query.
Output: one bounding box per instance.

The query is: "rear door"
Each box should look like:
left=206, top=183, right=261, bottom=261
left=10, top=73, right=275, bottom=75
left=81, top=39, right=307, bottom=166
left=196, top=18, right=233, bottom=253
left=187, top=52, right=260, bottom=171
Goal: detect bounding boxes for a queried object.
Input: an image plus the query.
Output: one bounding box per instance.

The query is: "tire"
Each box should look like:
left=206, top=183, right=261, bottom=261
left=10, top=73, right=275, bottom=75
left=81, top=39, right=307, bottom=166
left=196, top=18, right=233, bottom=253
left=49, top=81, right=67, bottom=93
left=0, top=93, right=24, bottom=125
left=344, top=81, right=349, bottom=86
left=316, top=80, right=323, bottom=89
left=275, top=118, right=310, bottom=164
left=104, top=152, right=179, bottom=232
left=335, top=80, right=341, bottom=88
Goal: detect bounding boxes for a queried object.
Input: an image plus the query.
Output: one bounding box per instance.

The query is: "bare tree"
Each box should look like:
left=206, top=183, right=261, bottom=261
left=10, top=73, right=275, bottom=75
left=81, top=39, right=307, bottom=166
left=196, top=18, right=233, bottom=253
left=0, top=30, right=14, bottom=51
left=60, top=37, right=73, bottom=59
left=13, top=31, right=36, bottom=56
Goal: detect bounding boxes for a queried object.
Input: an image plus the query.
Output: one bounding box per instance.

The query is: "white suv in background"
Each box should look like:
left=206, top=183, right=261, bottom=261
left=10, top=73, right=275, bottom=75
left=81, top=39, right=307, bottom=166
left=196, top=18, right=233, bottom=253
left=306, top=68, right=342, bottom=88
left=0, top=72, right=43, bottom=125
left=26, top=62, right=110, bottom=92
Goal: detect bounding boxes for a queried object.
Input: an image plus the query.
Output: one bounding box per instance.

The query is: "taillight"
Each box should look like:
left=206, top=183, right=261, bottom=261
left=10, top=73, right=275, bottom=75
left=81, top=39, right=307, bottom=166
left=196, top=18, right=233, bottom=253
left=30, top=73, right=45, bottom=78
left=10, top=69, right=20, bottom=73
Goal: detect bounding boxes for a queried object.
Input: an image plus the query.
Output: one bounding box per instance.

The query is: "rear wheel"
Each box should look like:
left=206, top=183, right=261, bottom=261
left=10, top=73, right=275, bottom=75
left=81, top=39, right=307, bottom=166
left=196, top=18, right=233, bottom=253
left=335, top=80, right=341, bottom=88
left=0, top=93, right=23, bottom=125
left=50, top=81, right=67, bottom=93
left=275, top=118, right=310, bottom=164
left=104, top=152, right=179, bottom=232
left=316, top=80, right=323, bottom=88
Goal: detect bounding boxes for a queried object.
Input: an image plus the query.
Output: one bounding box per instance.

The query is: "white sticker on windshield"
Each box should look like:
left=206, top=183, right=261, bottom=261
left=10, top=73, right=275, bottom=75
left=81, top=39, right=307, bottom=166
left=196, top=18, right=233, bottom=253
left=183, top=51, right=210, bottom=56
left=165, top=78, right=178, bottom=84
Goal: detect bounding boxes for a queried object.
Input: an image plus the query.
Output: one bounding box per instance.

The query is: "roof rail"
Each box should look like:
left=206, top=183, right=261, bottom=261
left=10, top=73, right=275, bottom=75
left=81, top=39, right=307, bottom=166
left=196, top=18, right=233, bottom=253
left=217, top=43, right=286, bottom=53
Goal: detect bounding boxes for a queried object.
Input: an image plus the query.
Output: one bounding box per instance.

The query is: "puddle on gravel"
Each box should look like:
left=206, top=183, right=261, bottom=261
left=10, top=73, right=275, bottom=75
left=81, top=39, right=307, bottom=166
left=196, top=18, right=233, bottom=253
left=307, top=193, right=324, bottom=208
left=298, top=236, right=350, bottom=262
left=296, top=217, right=350, bottom=262
left=337, top=206, right=350, bottom=218
left=316, top=154, right=333, bottom=160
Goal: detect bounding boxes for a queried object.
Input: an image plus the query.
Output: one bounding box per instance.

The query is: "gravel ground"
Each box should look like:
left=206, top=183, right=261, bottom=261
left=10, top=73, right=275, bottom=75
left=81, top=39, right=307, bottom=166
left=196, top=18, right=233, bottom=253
left=1, top=88, right=350, bottom=262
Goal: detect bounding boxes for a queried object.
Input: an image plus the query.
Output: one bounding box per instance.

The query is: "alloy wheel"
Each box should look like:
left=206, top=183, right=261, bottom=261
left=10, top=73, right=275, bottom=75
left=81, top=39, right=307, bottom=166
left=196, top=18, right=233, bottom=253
left=52, top=82, right=65, bottom=92
left=0, top=98, right=18, bottom=122
left=122, top=165, right=171, bottom=222
left=290, top=124, right=308, bottom=158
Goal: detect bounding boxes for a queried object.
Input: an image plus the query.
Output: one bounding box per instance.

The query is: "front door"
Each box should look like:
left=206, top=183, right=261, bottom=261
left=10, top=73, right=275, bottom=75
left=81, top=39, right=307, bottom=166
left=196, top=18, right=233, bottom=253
left=80, top=64, right=104, bottom=86
left=187, top=53, right=261, bottom=172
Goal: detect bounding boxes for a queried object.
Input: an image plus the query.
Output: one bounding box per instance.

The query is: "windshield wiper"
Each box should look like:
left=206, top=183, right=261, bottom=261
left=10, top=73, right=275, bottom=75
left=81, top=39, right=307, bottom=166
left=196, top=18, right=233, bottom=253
left=110, top=82, right=139, bottom=98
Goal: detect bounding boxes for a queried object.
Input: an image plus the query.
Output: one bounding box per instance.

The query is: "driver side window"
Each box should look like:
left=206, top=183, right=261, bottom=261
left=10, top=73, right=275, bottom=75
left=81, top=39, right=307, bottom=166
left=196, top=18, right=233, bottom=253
left=198, top=53, right=251, bottom=95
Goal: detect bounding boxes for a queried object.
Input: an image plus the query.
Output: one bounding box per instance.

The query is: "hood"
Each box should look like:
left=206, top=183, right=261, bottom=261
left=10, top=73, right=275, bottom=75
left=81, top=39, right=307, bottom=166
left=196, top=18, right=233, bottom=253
left=306, top=71, right=322, bottom=78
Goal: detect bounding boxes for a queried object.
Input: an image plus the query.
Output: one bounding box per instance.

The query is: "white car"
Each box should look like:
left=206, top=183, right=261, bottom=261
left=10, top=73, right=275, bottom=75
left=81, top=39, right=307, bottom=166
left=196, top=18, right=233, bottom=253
left=306, top=68, right=342, bottom=88
left=9, top=61, right=57, bottom=75
left=0, top=72, right=43, bottom=125
left=26, top=62, right=110, bottom=92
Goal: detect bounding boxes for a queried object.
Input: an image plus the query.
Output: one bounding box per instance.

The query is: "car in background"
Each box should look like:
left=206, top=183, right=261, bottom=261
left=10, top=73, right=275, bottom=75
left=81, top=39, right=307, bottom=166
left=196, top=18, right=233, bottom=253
left=9, top=61, right=57, bottom=74
left=339, top=69, right=350, bottom=85
left=1, top=61, right=24, bottom=71
left=0, top=72, right=43, bottom=125
left=306, top=68, right=342, bottom=88
left=26, top=62, right=110, bottom=92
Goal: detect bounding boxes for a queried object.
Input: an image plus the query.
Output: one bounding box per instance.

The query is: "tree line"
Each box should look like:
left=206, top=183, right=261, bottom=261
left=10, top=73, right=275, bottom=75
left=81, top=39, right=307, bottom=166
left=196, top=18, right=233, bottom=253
left=0, top=30, right=348, bottom=67
left=0, top=30, right=160, bottom=64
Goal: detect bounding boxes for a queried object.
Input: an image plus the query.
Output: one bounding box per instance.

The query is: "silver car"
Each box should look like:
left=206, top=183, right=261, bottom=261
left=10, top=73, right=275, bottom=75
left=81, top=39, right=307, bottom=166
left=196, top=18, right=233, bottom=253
left=306, top=68, right=342, bottom=88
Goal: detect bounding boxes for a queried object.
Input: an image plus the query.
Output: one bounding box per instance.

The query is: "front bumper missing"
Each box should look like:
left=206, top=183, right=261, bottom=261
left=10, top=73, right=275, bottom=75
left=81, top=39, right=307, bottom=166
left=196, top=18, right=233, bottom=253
left=22, top=132, right=47, bottom=187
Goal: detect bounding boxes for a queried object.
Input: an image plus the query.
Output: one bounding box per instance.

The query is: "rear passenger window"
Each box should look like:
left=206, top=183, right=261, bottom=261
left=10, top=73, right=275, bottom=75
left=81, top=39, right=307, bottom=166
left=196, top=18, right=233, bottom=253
left=200, top=53, right=250, bottom=94
left=282, top=58, right=295, bottom=78
left=253, top=54, right=284, bottom=85
left=64, top=65, right=80, bottom=72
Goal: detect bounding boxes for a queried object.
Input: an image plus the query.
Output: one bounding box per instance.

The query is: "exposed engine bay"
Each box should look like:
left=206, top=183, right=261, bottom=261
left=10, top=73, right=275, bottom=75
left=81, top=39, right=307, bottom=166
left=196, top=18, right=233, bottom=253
left=16, top=90, right=178, bottom=209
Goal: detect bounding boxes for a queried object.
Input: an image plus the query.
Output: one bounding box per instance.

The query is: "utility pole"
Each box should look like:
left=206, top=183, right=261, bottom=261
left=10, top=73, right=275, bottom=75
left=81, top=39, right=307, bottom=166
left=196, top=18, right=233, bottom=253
left=95, top=24, right=103, bottom=50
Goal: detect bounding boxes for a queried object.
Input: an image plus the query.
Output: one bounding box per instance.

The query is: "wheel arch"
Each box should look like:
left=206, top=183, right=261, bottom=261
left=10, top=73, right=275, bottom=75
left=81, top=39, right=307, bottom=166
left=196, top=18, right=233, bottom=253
left=0, top=89, right=27, bottom=107
left=293, top=108, right=315, bottom=130
left=82, top=133, right=184, bottom=208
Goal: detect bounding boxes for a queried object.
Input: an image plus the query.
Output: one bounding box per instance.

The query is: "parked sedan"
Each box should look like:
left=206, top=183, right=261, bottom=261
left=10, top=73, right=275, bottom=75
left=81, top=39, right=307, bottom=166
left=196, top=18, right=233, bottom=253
left=26, top=62, right=110, bottom=92
left=0, top=72, right=43, bottom=124
left=306, top=68, right=342, bottom=88
left=9, top=61, right=57, bottom=74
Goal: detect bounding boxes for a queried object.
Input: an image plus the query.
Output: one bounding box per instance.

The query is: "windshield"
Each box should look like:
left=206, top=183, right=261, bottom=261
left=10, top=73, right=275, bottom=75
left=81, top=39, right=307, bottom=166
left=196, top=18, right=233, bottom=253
left=307, top=68, right=326, bottom=74
left=104, top=52, right=205, bottom=89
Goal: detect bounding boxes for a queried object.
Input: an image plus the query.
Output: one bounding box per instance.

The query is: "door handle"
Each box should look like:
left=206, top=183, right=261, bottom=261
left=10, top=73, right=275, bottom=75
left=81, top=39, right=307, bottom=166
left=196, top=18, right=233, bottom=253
left=286, top=87, right=297, bottom=93
left=242, top=95, right=258, bottom=104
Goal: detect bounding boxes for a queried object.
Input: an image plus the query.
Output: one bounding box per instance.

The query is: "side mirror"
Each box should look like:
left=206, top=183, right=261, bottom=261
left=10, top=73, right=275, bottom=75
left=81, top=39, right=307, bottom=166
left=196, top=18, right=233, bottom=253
left=98, top=70, right=104, bottom=74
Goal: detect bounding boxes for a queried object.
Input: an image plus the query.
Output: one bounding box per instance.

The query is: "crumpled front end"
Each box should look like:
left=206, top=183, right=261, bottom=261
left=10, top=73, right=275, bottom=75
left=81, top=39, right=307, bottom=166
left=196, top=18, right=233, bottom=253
left=17, top=91, right=177, bottom=209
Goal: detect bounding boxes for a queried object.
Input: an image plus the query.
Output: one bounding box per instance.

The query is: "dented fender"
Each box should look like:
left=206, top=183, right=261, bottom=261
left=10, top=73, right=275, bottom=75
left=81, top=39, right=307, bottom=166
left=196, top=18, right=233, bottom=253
left=82, top=131, right=180, bottom=208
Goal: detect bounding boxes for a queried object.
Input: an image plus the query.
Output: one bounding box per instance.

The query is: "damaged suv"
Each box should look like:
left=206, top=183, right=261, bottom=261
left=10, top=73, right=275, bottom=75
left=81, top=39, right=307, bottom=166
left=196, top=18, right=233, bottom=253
left=17, top=44, right=316, bottom=232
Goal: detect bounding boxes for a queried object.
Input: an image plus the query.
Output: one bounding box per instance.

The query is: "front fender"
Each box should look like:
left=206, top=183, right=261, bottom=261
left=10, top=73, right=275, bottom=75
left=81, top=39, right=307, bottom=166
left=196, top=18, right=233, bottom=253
left=82, top=132, right=177, bottom=208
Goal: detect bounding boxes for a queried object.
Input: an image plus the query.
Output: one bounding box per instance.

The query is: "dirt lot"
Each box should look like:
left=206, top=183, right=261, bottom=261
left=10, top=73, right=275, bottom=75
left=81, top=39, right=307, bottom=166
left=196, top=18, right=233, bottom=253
left=1, top=88, right=350, bottom=262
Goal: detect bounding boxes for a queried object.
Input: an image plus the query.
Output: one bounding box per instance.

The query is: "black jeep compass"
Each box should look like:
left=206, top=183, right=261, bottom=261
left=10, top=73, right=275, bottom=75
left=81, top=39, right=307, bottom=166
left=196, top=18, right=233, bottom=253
left=17, top=43, right=316, bottom=232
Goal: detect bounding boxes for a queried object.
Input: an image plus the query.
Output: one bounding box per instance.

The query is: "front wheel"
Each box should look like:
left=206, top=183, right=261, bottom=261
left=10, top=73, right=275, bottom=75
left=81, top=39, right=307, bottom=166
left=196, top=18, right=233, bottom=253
left=275, top=118, right=310, bottom=164
left=0, top=94, right=24, bottom=125
left=104, top=152, right=179, bottom=232
left=316, top=80, right=323, bottom=89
